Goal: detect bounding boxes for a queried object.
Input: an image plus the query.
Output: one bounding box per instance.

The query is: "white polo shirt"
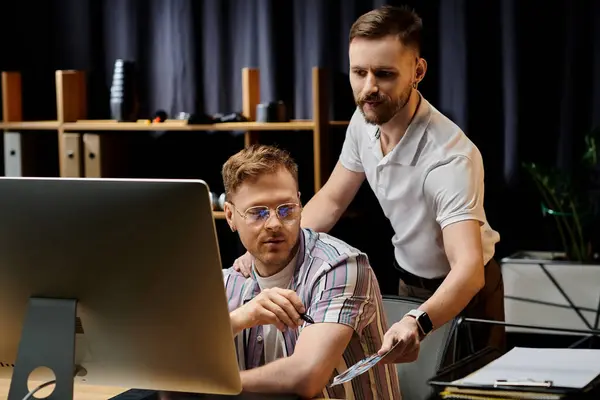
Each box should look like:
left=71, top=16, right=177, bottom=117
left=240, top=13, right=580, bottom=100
left=339, top=93, right=500, bottom=279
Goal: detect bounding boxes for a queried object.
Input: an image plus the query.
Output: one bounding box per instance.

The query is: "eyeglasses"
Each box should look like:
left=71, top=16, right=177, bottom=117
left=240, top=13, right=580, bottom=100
left=232, top=202, right=301, bottom=225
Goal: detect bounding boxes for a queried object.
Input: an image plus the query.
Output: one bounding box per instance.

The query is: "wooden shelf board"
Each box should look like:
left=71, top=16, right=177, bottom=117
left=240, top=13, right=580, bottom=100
left=62, top=120, right=317, bottom=132
left=213, top=211, right=226, bottom=219
left=0, top=120, right=348, bottom=132
left=329, top=120, right=350, bottom=127
left=292, top=119, right=348, bottom=126
left=0, top=121, right=60, bottom=130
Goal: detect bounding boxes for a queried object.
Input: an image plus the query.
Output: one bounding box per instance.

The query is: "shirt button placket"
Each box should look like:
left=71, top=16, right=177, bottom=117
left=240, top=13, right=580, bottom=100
left=377, top=164, right=385, bottom=195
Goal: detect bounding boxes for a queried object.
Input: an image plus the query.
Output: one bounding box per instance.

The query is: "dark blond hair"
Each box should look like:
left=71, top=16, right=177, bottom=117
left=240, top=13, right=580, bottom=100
left=349, top=5, right=422, bottom=54
left=221, top=144, right=299, bottom=200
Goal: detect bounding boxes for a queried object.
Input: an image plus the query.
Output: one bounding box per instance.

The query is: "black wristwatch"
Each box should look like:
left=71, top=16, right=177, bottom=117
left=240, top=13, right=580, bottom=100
left=405, top=309, right=434, bottom=337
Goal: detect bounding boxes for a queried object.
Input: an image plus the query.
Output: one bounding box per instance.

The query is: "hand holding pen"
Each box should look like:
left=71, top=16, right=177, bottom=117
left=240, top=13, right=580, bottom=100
left=300, top=313, right=314, bottom=324
left=233, top=287, right=312, bottom=332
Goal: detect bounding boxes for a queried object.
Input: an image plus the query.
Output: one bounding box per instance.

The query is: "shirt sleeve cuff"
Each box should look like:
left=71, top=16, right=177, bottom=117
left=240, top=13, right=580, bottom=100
left=439, top=212, right=485, bottom=229
left=339, top=157, right=365, bottom=173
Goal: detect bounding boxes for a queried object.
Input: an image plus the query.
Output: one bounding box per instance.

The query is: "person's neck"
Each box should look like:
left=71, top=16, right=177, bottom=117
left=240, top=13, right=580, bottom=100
left=253, top=239, right=301, bottom=278
left=379, top=89, right=421, bottom=143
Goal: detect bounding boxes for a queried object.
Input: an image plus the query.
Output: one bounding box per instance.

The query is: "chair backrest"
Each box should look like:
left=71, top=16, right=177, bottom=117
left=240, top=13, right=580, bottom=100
left=382, top=295, right=455, bottom=400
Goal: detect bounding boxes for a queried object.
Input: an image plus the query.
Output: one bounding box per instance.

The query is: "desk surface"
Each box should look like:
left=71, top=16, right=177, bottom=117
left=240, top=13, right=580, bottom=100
left=0, top=380, right=339, bottom=400
left=0, top=378, right=126, bottom=399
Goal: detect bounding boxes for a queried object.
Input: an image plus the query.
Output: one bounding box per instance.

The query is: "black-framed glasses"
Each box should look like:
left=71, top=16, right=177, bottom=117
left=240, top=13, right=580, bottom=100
left=232, top=202, right=301, bottom=225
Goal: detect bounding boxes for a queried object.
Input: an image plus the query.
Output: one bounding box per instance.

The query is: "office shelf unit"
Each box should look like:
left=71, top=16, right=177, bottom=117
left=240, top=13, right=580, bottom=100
left=1, top=68, right=348, bottom=220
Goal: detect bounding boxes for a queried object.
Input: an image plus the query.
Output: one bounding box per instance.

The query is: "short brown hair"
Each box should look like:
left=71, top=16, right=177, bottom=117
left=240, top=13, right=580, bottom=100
left=349, top=5, right=422, bottom=54
left=222, top=144, right=299, bottom=200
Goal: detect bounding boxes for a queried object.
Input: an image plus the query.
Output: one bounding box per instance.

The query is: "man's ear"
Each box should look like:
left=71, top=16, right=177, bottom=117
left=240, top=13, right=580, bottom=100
left=415, top=58, right=427, bottom=85
left=224, top=202, right=236, bottom=232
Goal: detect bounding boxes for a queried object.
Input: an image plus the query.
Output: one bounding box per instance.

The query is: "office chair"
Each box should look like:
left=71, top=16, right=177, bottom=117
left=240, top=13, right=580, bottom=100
left=382, top=295, right=456, bottom=400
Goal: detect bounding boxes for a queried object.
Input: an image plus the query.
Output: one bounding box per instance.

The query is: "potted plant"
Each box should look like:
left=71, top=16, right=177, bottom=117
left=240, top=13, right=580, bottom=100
left=500, top=127, right=600, bottom=338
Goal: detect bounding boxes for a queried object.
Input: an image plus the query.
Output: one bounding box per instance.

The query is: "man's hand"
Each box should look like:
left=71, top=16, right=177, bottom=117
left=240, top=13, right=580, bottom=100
left=232, top=251, right=253, bottom=278
left=231, top=288, right=305, bottom=334
left=377, top=316, right=422, bottom=363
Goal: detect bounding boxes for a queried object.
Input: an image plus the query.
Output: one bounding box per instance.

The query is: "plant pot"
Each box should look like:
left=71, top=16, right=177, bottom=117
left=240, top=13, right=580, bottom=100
left=500, top=251, right=600, bottom=334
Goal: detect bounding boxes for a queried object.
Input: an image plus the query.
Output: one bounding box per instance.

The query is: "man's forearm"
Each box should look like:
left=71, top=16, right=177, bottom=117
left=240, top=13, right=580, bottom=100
left=301, top=192, right=344, bottom=233
left=240, top=356, right=321, bottom=398
left=419, top=264, right=484, bottom=330
left=230, top=308, right=248, bottom=337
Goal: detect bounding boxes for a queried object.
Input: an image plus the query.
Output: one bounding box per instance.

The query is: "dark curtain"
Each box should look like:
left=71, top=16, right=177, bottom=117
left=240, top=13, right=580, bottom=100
left=1, top=0, right=599, bottom=292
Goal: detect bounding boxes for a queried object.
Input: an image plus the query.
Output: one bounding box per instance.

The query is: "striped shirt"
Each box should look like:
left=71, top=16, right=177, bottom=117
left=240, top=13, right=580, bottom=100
left=223, top=228, right=402, bottom=399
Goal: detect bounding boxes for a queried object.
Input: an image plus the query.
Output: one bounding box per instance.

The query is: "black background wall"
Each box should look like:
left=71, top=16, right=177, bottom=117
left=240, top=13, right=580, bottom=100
left=1, top=0, right=599, bottom=294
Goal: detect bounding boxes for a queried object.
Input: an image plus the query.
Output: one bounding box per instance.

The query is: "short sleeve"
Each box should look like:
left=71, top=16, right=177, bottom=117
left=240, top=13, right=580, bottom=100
left=306, top=253, right=376, bottom=335
left=222, top=268, right=246, bottom=312
left=339, top=110, right=365, bottom=173
left=424, top=155, right=486, bottom=229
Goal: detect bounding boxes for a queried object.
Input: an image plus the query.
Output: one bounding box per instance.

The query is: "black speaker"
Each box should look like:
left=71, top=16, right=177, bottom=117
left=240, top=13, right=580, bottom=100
left=256, top=101, right=288, bottom=122
left=110, top=59, right=139, bottom=122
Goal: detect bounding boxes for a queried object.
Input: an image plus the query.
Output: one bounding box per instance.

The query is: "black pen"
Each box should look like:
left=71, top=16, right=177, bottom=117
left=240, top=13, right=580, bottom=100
left=300, top=313, right=314, bottom=324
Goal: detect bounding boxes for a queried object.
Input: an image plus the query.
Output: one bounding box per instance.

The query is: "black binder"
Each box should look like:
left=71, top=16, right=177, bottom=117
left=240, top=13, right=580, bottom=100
left=428, top=347, right=600, bottom=399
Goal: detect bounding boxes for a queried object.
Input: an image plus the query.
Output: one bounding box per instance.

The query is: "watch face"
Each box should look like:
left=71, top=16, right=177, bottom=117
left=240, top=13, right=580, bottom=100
left=418, top=312, right=433, bottom=333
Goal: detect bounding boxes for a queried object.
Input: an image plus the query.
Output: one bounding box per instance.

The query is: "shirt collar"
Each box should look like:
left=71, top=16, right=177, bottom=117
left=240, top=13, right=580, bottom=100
left=366, top=91, right=433, bottom=165
left=392, top=93, right=431, bottom=165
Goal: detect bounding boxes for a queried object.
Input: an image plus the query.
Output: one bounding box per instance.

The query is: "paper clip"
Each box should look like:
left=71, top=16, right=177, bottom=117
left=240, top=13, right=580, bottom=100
left=494, top=379, right=554, bottom=388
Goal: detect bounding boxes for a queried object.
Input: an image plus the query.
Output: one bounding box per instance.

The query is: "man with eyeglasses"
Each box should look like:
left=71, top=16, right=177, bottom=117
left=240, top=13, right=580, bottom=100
left=219, top=144, right=401, bottom=399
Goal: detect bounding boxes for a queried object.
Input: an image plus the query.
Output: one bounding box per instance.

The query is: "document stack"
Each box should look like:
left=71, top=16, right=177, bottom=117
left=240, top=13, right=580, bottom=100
left=436, top=347, right=600, bottom=400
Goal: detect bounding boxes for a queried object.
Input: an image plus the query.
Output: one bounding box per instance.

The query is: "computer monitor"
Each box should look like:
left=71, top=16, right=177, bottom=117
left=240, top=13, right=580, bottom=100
left=0, top=177, right=242, bottom=399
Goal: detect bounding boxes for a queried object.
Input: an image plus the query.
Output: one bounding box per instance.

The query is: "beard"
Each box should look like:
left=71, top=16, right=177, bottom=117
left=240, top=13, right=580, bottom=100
left=356, top=84, right=412, bottom=125
left=252, top=230, right=301, bottom=274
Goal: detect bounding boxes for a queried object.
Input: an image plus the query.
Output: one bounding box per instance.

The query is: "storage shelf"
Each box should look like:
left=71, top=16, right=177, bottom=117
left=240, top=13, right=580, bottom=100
left=1, top=67, right=341, bottom=201
left=0, top=121, right=60, bottom=130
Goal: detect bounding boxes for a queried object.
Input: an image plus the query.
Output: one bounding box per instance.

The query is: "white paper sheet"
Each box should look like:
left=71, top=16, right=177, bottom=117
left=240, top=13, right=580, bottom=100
left=454, top=347, right=600, bottom=389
